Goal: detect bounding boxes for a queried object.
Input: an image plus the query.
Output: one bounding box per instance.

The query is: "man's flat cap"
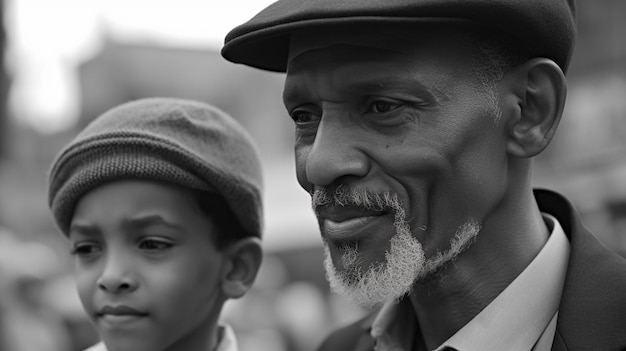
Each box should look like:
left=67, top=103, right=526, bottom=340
left=222, top=0, right=576, bottom=73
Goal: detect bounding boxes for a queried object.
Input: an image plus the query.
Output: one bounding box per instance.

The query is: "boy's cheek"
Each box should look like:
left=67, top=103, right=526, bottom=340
left=74, top=270, right=97, bottom=314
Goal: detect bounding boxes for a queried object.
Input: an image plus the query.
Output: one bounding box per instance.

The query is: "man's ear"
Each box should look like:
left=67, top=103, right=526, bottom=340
left=220, top=237, right=263, bottom=299
left=502, top=58, right=566, bottom=157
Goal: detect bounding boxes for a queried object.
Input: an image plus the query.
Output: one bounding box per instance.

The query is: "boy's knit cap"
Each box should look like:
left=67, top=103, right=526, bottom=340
left=48, top=97, right=263, bottom=237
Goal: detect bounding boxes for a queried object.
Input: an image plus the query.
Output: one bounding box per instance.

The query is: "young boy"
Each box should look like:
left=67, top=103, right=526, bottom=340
left=47, top=98, right=264, bottom=351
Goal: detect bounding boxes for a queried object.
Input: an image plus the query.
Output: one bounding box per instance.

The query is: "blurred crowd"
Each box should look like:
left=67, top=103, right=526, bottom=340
left=0, top=226, right=94, bottom=351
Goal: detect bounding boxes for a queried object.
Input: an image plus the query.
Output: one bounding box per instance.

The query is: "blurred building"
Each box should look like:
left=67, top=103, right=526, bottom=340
left=0, top=0, right=8, bottom=159
left=77, top=38, right=292, bottom=159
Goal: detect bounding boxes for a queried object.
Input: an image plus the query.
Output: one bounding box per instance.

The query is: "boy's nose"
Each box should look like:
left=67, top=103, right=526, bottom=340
left=97, top=255, right=138, bottom=294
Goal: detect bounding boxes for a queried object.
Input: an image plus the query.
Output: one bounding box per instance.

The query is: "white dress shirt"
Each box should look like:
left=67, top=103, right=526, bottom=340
left=84, top=323, right=239, bottom=351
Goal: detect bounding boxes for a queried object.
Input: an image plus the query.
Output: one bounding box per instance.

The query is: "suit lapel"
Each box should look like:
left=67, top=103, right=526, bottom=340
left=535, top=189, right=626, bottom=351
left=550, top=331, right=567, bottom=351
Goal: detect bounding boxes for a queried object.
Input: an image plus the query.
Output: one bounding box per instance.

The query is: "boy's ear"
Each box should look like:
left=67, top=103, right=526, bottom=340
left=500, top=58, right=566, bottom=158
left=220, top=237, right=263, bottom=299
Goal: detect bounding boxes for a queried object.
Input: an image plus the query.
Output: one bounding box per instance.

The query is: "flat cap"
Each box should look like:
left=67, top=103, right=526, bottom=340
left=48, top=98, right=264, bottom=238
left=222, top=0, right=576, bottom=73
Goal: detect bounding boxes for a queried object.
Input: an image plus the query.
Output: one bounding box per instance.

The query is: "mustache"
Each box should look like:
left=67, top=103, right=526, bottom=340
left=311, top=185, right=400, bottom=212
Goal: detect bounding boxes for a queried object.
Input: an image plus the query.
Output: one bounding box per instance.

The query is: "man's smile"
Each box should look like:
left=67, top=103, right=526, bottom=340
left=316, top=204, right=394, bottom=243
left=323, top=215, right=383, bottom=241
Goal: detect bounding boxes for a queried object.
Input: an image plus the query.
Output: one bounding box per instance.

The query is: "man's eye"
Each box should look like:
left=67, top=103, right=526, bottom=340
left=367, top=99, right=401, bottom=114
left=290, top=108, right=320, bottom=124
left=70, top=243, right=101, bottom=257
left=139, top=239, right=173, bottom=252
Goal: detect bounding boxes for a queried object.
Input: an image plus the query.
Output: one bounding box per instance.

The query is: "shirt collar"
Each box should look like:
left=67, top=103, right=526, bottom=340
left=85, top=323, right=239, bottom=351
left=371, top=214, right=570, bottom=351
left=216, top=324, right=239, bottom=351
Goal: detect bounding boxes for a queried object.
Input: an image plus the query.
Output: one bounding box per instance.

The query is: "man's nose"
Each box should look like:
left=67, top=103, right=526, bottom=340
left=304, top=117, right=369, bottom=186
left=97, top=252, right=138, bottom=294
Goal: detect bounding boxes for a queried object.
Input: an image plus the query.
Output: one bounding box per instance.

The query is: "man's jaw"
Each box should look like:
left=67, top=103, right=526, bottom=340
left=323, top=217, right=482, bottom=308
left=313, top=186, right=476, bottom=307
left=323, top=224, right=425, bottom=308
left=321, top=191, right=425, bottom=308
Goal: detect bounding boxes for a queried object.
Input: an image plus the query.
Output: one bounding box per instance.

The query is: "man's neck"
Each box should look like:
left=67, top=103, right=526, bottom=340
left=408, top=189, right=550, bottom=350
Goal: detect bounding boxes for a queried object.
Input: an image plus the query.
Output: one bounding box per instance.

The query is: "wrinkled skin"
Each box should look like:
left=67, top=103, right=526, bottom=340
left=283, top=28, right=559, bottom=348
left=284, top=39, right=508, bottom=276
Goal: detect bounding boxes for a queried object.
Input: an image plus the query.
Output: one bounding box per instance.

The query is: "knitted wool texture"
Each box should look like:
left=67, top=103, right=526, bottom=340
left=48, top=97, right=263, bottom=237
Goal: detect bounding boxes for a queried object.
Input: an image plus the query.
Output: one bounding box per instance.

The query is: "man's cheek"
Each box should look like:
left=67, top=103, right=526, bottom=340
left=295, top=148, right=313, bottom=192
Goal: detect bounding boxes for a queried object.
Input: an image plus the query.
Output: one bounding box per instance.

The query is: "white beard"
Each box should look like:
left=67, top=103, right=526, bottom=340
left=322, top=193, right=481, bottom=308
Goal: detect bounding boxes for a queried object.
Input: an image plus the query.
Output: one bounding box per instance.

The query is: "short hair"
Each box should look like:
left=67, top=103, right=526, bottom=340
left=194, top=191, right=253, bottom=249
left=466, top=29, right=532, bottom=122
left=470, top=29, right=531, bottom=86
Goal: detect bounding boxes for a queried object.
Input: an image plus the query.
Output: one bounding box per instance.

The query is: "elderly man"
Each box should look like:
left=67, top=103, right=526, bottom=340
left=222, top=1, right=626, bottom=350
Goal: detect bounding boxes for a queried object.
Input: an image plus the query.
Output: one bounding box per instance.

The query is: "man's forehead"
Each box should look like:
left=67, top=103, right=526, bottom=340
left=283, top=31, right=459, bottom=106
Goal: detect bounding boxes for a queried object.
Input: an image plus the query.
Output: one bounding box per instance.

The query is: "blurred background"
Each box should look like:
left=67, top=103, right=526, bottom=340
left=0, top=1, right=624, bottom=350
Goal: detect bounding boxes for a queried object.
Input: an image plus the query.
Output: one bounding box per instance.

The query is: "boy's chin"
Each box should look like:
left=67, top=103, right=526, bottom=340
left=101, top=335, right=155, bottom=351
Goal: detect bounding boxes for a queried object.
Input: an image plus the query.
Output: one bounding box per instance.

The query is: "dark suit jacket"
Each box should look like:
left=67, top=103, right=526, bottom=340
left=318, top=189, right=626, bottom=351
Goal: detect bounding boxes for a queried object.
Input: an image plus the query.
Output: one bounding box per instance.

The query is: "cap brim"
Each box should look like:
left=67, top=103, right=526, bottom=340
left=222, top=17, right=476, bottom=73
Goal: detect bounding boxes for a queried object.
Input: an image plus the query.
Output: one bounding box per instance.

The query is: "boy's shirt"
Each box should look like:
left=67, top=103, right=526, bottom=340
left=83, top=324, right=239, bottom=351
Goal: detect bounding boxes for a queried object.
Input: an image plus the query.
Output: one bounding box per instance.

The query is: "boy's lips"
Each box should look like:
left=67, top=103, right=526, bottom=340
left=97, top=305, right=149, bottom=328
left=97, top=305, right=148, bottom=317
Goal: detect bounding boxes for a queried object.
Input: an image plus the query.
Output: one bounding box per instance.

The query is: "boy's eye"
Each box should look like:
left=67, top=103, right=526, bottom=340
left=70, top=242, right=102, bottom=257
left=138, top=238, right=173, bottom=252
